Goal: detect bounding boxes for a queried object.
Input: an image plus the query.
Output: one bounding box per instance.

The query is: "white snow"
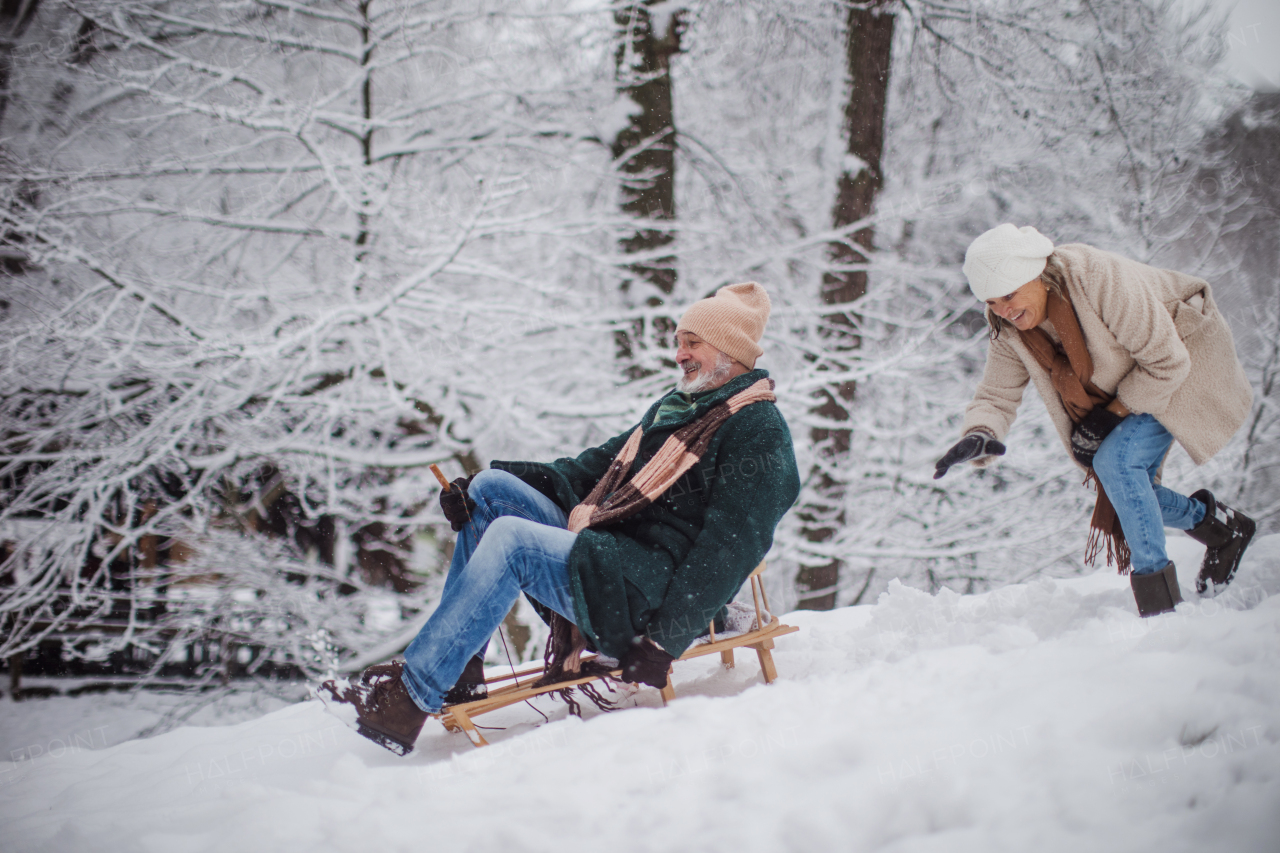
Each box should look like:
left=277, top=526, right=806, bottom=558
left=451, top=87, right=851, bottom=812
left=3, top=535, right=1279, bottom=852
left=842, top=152, right=871, bottom=177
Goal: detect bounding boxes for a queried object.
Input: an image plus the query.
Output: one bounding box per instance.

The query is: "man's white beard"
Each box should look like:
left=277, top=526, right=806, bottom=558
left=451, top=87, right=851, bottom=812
left=677, top=352, right=735, bottom=393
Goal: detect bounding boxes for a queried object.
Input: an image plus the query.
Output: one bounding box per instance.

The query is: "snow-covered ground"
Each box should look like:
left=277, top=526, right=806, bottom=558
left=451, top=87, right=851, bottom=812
left=3, top=535, right=1279, bottom=853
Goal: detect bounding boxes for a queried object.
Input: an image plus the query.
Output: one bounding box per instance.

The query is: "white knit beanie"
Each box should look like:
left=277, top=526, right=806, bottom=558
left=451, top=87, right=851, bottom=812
left=962, top=224, right=1055, bottom=301
left=676, top=282, right=771, bottom=368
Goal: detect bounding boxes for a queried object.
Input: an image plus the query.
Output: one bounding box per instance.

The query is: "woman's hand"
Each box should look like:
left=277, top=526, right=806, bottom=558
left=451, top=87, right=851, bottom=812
left=934, top=432, right=1007, bottom=479
left=1070, top=407, right=1125, bottom=468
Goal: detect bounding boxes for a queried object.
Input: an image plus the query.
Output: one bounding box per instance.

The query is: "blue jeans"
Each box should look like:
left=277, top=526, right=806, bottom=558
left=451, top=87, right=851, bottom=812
left=1092, top=414, right=1206, bottom=575
left=400, top=470, right=578, bottom=713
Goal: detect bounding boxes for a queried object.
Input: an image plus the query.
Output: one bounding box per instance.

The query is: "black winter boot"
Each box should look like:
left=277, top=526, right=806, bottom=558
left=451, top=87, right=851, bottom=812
left=443, top=654, right=488, bottom=705
left=1130, top=562, right=1183, bottom=617
left=318, top=663, right=428, bottom=756
left=1186, top=489, right=1256, bottom=595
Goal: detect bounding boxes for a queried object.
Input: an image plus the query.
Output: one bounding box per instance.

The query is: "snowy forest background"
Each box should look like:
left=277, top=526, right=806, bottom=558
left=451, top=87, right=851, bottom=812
left=1, top=0, right=1277, bottom=691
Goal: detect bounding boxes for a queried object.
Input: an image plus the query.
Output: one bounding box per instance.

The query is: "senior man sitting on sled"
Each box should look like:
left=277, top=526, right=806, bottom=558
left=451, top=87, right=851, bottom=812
left=320, top=282, right=801, bottom=755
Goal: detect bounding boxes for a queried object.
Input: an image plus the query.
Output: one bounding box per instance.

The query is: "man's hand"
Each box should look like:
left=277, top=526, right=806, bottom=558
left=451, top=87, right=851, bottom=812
left=1070, top=407, right=1125, bottom=469
left=619, top=637, right=674, bottom=689
left=933, top=432, right=1006, bottom=479
left=439, top=475, right=476, bottom=532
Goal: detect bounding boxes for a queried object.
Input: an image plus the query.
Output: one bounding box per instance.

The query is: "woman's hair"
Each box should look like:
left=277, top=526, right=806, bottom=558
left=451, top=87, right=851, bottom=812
left=986, top=251, right=1068, bottom=339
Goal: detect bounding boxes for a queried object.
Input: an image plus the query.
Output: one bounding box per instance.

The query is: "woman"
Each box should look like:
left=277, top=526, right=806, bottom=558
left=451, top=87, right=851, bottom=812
left=934, top=224, right=1256, bottom=616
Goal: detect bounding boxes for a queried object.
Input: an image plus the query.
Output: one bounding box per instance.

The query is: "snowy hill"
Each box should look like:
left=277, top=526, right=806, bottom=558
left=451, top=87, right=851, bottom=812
left=3, top=535, right=1279, bottom=853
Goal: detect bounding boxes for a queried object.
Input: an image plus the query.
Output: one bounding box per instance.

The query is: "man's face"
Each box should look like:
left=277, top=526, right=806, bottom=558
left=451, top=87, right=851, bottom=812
left=675, top=331, right=736, bottom=392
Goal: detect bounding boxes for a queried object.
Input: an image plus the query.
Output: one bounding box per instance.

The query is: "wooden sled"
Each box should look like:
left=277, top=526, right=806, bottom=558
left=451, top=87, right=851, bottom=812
left=435, top=561, right=798, bottom=747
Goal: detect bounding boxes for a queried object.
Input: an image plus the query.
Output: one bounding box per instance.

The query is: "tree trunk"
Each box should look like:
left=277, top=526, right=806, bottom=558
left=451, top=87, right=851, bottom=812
left=611, top=1, right=681, bottom=375
left=0, top=1, right=40, bottom=273
left=0, top=0, right=39, bottom=129
left=796, top=1, right=895, bottom=611
left=354, top=0, right=374, bottom=276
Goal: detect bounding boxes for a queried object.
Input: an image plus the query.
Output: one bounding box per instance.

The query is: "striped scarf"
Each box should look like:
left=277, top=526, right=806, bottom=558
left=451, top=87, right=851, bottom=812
left=567, top=378, right=776, bottom=534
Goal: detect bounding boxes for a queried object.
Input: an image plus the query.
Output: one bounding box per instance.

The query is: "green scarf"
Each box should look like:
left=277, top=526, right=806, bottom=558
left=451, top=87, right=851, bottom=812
left=652, top=390, right=696, bottom=428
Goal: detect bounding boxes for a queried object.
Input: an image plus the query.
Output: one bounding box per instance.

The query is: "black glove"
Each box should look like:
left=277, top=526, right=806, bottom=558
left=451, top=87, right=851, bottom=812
left=439, top=475, right=476, bottom=532
left=619, top=637, right=674, bottom=690
left=1071, top=406, right=1125, bottom=468
left=933, top=432, right=1006, bottom=479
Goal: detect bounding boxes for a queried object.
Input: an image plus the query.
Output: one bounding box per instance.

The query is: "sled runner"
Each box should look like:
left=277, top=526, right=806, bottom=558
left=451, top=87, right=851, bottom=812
left=435, top=561, right=798, bottom=747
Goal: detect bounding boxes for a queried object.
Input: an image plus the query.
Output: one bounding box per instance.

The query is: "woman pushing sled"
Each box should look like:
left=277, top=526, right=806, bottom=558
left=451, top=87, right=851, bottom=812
left=935, top=224, right=1257, bottom=617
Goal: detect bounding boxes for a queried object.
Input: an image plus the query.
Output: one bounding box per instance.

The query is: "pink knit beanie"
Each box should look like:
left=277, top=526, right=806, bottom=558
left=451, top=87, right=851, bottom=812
left=676, top=282, right=771, bottom=368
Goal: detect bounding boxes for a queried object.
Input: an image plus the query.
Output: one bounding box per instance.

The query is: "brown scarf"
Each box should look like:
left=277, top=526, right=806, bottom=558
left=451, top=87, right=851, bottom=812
left=1015, top=292, right=1131, bottom=573
left=536, top=377, right=777, bottom=701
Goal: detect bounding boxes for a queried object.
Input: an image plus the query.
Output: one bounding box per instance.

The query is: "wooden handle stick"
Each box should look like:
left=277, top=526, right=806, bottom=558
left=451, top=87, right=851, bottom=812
left=429, top=463, right=452, bottom=490
left=431, top=463, right=478, bottom=537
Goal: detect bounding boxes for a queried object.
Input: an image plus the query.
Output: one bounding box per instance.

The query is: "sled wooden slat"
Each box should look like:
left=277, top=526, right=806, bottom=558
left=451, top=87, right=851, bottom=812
left=438, top=667, right=629, bottom=746
left=659, top=668, right=677, bottom=706
left=444, top=667, right=622, bottom=715
left=675, top=617, right=797, bottom=660
left=434, top=562, right=798, bottom=748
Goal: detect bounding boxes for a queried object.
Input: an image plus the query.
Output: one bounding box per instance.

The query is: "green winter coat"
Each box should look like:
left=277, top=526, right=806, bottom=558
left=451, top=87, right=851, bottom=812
left=491, top=369, right=801, bottom=659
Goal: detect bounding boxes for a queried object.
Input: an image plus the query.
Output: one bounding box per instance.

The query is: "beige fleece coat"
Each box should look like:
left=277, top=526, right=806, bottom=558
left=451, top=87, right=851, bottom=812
left=962, top=244, right=1253, bottom=467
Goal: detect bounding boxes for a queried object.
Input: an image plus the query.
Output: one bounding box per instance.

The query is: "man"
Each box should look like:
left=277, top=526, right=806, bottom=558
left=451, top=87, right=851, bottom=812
left=319, top=282, right=801, bottom=755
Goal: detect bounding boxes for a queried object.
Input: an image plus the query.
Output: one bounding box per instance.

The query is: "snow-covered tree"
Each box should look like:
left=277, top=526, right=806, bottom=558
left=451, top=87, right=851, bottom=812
left=0, top=0, right=638, bottom=677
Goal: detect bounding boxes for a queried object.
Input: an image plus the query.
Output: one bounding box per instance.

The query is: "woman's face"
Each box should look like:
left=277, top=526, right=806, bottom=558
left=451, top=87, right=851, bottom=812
left=985, top=278, right=1049, bottom=331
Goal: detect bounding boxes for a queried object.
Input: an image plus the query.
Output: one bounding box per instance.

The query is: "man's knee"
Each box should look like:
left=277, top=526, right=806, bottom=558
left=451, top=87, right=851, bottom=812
left=481, top=513, right=523, bottom=545
left=485, top=516, right=569, bottom=584
left=468, top=469, right=523, bottom=509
